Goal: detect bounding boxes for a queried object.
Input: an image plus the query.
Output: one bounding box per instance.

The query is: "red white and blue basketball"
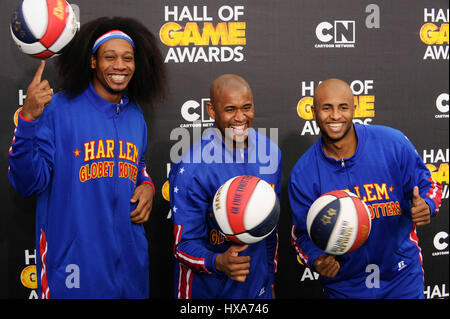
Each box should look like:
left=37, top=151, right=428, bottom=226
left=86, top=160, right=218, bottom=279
left=306, top=190, right=371, bottom=255
left=212, top=175, right=280, bottom=244
left=10, top=0, right=78, bottom=59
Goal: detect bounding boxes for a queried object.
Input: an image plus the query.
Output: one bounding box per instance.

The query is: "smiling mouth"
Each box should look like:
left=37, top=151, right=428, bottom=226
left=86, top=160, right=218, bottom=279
left=327, top=122, right=345, bottom=133
left=108, top=74, right=128, bottom=84
left=230, top=124, right=249, bottom=136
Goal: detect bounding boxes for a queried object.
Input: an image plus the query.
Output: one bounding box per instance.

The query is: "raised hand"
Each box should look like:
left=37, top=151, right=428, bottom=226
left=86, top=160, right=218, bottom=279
left=21, top=60, right=53, bottom=121
left=411, top=186, right=431, bottom=226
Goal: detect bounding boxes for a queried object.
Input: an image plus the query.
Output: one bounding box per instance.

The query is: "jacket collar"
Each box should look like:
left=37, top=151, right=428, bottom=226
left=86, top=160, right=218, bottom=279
left=85, top=82, right=130, bottom=117
left=317, top=123, right=366, bottom=168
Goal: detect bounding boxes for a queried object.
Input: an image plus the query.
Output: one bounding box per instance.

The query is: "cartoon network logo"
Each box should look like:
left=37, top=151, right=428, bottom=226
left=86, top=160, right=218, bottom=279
left=435, top=93, right=449, bottom=118
left=313, top=4, right=381, bottom=49
left=315, top=20, right=355, bottom=48
left=432, top=231, right=449, bottom=256
left=160, top=5, right=246, bottom=63
left=179, top=98, right=214, bottom=128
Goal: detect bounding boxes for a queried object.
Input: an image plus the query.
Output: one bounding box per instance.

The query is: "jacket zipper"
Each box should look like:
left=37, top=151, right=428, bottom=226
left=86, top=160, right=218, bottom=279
left=112, top=106, right=123, bottom=296
left=340, top=157, right=374, bottom=297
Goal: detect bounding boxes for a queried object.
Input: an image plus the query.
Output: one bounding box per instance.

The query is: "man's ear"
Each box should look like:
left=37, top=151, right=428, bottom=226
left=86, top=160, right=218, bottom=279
left=90, top=55, right=96, bottom=69
left=206, top=102, right=216, bottom=120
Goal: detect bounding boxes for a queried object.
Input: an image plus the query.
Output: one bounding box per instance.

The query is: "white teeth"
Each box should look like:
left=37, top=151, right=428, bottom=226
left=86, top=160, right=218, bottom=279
left=110, top=75, right=126, bottom=82
left=328, top=123, right=344, bottom=132
left=231, top=125, right=247, bottom=135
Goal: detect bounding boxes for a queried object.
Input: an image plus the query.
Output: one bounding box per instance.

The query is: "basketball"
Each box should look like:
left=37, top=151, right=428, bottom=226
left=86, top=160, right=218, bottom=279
left=306, top=190, right=371, bottom=255
left=10, top=0, right=78, bottom=59
left=212, top=175, right=280, bottom=244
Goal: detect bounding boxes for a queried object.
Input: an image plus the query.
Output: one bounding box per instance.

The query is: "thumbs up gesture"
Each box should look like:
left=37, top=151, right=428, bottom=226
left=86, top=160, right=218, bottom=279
left=214, top=244, right=251, bottom=282
left=411, top=186, right=431, bottom=226
left=21, top=60, right=53, bottom=121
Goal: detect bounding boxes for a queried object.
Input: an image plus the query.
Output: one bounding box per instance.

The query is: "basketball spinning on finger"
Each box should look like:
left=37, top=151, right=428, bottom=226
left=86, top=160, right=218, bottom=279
left=212, top=175, right=280, bottom=244
left=10, top=0, right=78, bottom=59
left=307, top=190, right=372, bottom=255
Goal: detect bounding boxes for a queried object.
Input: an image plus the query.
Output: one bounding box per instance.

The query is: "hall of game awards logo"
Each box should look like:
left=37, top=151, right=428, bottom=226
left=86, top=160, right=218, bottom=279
left=160, top=5, right=246, bottom=63
left=420, top=8, right=449, bottom=60
left=423, top=148, right=448, bottom=200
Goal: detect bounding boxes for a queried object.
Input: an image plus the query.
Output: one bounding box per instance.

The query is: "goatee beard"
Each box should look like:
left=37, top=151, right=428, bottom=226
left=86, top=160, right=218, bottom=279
left=101, top=81, right=127, bottom=95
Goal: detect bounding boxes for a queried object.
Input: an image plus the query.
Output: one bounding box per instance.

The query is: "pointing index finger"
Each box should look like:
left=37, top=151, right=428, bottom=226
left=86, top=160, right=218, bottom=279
left=32, top=60, right=46, bottom=84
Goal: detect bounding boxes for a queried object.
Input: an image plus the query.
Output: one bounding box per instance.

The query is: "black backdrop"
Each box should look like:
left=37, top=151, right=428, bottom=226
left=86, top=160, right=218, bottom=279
left=0, top=0, right=448, bottom=300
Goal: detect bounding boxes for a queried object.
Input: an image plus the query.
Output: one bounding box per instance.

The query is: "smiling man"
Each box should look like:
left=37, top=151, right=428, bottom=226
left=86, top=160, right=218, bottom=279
left=169, top=74, right=282, bottom=299
left=8, top=17, right=167, bottom=298
left=312, top=78, right=357, bottom=161
left=206, top=74, right=254, bottom=149
left=289, top=78, right=442, bottom=299
left=91, top=32, right=136, bottom=101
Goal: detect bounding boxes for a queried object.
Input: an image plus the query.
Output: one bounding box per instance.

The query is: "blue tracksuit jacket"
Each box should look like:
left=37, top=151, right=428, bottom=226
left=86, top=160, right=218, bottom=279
left=289, top=124, right=442, bottom=299
left=8, top=83, right=154, bottom=298
left=169, top=127, right=282, bottom=299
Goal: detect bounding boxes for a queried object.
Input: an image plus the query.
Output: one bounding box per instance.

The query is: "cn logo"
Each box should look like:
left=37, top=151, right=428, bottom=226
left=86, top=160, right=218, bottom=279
left=434, top=231, right=449, bottom=251
left=181, top=99, right=214, bottom=123
left=436, top=93, right=449, bottom=114
left=316, top=21, right=355, bottom=44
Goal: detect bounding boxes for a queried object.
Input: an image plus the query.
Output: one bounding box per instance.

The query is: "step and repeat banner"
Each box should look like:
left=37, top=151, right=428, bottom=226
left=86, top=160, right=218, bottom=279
left=0, top=0, right=448, bottom=299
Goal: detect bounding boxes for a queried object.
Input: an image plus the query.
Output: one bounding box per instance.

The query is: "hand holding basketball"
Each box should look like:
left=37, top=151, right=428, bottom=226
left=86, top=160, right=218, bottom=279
left=214, top=244, right=251, bottom=282
left=22, top=60, right=52, bottom=121
left=313, top=255, right=340, bottom=278
left=411, top=186, right=430, bottom=226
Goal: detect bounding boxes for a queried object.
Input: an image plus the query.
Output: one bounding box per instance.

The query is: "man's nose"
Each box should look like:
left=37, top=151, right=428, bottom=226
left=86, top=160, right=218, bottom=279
left=330, top=108, right=341, bottom=120
left=113, top=58, right=126, bottom=70
left=235, top=109, right=246, bottom=121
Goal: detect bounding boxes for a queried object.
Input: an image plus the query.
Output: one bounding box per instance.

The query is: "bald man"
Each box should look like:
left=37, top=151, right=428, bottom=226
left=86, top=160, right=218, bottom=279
left=207, top=74, right=254, bottom=148
left=169, top=74, right=282, bottom=299
left=289, top=78, right=442, bottom=299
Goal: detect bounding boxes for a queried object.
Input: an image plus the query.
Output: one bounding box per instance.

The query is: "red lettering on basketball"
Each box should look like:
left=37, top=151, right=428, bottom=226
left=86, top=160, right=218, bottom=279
left=53, top=0, right=65, bottom=20
left=347, top=196, right=371, bottom=253
left=40, top=0, right=68, bottom=48
left=226, top=175, right=260, bottom=235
